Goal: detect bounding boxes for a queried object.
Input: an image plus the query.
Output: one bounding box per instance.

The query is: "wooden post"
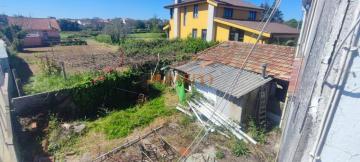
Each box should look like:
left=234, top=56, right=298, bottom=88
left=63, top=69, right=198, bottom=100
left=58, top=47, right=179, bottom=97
left=60, top=62, right=67, bottom=80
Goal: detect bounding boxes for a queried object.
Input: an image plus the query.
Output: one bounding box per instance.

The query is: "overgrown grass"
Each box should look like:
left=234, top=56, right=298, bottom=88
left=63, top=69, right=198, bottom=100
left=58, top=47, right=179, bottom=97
left=232, top=140, right=250, bottom=157
left=23, top=73, right=97, bottom=95
left=94, top=34, right=112, bottom=44
left=120, top=38, right=218, bottom=61
left=88, top=88, right=174, bottom=139
left=128, top=33, right=166, bottom=40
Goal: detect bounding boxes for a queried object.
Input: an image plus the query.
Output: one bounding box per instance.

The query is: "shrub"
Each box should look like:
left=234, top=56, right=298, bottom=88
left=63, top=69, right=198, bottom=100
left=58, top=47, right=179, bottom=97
left=119, top=38, right=218, bottom=61
left=90, top=95, right=174, bottom=139
left=247, top=120, right=266, bottom=144
left=232, top=140, right=250, bottom=157
left=95, top=34, right=112, bottom=44
left=216, top=150, right=225, bottom=159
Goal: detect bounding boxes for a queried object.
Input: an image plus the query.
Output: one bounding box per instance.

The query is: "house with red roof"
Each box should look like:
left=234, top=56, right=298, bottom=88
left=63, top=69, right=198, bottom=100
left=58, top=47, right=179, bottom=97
left=7, top=17, right=61, bottom=47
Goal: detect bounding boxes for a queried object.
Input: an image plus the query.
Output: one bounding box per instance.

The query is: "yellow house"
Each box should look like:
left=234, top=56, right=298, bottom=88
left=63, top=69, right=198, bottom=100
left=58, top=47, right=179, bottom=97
left=163, top=0, right=299, bottom=44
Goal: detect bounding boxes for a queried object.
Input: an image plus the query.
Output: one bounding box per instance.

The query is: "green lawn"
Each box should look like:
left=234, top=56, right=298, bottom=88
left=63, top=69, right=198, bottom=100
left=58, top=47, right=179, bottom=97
left=128, top=32, right=166, bottom=40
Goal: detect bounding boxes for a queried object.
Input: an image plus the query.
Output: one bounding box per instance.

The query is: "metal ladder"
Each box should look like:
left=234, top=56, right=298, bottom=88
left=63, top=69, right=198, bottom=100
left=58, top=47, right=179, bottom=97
left=258, top=85, right=268, bottom=125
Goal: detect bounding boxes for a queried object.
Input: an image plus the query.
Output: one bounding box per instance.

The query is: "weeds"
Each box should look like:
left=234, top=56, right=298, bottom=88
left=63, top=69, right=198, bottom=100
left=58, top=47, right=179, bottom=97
left=89, top=95, right=174, bottom=139
left=216, top=150, right=225, bottom=159
left=179, top=115, right=194, bottom=127
left=247, top=120, right=266, bottom=144
left=231, top=140, right=250, bottom=157
left=47, top=115, right=81, bottom=156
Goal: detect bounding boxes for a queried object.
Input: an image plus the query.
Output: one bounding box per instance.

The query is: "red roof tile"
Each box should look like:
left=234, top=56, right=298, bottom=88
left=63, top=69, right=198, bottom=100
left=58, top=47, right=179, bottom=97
left=197, top=41, right=296, bottom=81
left=8, top=17, right=60, bottom=31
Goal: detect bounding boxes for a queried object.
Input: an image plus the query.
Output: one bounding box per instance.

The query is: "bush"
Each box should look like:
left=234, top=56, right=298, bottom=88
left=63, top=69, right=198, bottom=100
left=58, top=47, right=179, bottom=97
left=90, top=95, right=174, bottom=139
left=119, top=38, right=218, bottom=61
left=232, top=140, right=250, bottom=157
left=216, top=150, right=225, bottom=159
left=247, top=120, right=266, bottom=144
left=95, top=34, right=112, bottom=44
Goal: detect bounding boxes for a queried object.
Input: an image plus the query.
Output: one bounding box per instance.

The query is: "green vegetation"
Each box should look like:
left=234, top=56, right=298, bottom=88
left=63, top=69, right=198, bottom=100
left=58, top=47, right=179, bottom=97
left=128, top=32, right=166, bottom=40
left=231, top=140, right=250, bottom=157
left=120, top=38, right=218, bottom=61
left=94, top=34, right=112, bottom=44
left=246, top=120, right=266, bottom=144
left=89, top=94, right=174, bottom=139
left=47, top=116, right=81, bottom=155
left=179, top=115, right=195, bottom=127
left=23, top=73, right=96, bottom=94
left=216, top=150, right=225, bottom=159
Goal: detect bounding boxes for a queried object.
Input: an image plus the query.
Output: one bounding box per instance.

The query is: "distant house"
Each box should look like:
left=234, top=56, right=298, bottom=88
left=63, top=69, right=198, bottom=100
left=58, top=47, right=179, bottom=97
left=163, top=0, right=299, bottom=44
left=173, top=41, right=295, bottom=126
left=7, top=17, right=61, bottom=47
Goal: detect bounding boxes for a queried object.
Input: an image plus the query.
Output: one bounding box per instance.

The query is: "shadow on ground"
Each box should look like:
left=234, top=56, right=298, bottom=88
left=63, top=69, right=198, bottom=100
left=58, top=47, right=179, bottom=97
left=9, top=55, right=33, bottom=83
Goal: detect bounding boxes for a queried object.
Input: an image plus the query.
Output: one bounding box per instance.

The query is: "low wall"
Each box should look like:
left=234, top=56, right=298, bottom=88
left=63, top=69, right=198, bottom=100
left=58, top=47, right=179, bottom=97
left=0, top=40, right=18, bottom=162
left=12, top=90, right=73, bottom=116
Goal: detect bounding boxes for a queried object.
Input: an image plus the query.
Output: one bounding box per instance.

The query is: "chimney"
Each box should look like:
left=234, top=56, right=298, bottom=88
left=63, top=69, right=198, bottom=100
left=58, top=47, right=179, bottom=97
left=261, top=63, right=268, bottom=78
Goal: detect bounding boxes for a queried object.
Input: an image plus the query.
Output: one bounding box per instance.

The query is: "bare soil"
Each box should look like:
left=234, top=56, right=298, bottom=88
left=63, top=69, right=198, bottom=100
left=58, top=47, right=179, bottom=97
left=16, top=40, right=122, bottom=77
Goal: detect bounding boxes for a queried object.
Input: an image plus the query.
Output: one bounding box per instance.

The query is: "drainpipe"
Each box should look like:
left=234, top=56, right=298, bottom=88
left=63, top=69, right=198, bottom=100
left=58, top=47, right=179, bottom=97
left=206, top=3, right=216, bottom=41
left=173, top=0, right=180, bottom=38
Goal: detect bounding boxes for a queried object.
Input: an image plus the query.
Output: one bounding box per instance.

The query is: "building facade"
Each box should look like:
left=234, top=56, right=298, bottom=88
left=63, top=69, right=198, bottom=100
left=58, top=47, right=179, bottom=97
left=164, top=0, right=299, bottom=43
left=7, top=17, right=61, bottom=47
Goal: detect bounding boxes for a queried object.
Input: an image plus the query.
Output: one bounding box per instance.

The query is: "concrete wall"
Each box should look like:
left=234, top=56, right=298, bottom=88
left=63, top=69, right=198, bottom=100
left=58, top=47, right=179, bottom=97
left=0, top=40, right=18, bottom=162
left=194, top=82, right=260, bottom=124
left=278, top=0, right=360, bottom=161
left=11, top=90, right=73, bottom=116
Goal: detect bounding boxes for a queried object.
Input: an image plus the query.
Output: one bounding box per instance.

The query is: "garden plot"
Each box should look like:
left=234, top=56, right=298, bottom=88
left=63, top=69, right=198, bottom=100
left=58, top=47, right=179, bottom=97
left=16, top=41, right=121, bottom=76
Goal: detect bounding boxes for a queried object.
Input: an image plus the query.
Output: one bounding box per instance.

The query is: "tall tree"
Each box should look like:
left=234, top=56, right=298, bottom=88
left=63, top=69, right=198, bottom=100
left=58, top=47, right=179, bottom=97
left=260, top=2, right=284, bottom=23
left=285, top=19, right=302, bottom=28
left=58, top=19, right=81, bottom=31
left=103, top=19, right=130, bottom=43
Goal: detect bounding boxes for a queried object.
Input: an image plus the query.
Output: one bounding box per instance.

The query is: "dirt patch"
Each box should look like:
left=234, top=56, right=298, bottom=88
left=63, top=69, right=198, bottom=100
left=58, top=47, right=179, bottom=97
left=16, top=41, right=122, bottom=77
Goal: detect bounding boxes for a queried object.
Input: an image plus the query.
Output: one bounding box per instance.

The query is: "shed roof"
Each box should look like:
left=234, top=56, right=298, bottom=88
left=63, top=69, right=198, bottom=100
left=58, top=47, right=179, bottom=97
left=175, top=61, right=272, bottom=98
left=197, top=41, right=296, bottom=81
left=7, top=17, right=61, bottom=31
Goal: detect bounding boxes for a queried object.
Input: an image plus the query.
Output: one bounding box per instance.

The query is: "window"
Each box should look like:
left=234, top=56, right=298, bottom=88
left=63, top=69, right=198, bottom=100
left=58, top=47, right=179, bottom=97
left=183, top=7, right=187, bottom=26
left=192, top=29, right=198, bottom=38
left=248, top=11, right=257, bottom=21
left=201, top=29, right=207, bottom=40
left=193, top=4, right=199, bottom=18
left=229, top=27, right=244, bottom=42
left=223, top=8, right=233, bottom=19
left=170, top=8, right=174, bottom=19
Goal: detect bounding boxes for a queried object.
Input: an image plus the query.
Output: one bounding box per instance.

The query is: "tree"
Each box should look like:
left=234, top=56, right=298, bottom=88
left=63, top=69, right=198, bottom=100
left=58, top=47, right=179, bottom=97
left=103, top=19, right=130, bottom=43
left=260, top=2, right=284, bottom=23
left=58, top=19, right=81, bottom=31
left=285, top=19, right=302, bottom=28
left=148, top=16, right=163, bottom=33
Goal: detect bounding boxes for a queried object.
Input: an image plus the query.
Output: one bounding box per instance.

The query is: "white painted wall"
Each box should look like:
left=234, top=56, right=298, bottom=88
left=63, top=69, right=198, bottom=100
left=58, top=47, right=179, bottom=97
left=206, top=4, right=215, bottom=41
left=194, top=83, right=244, bottom=123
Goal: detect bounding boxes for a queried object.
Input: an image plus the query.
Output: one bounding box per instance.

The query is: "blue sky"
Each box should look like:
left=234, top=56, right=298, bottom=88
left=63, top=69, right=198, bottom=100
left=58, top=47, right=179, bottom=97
left=0, top=0, right=302, bottom=21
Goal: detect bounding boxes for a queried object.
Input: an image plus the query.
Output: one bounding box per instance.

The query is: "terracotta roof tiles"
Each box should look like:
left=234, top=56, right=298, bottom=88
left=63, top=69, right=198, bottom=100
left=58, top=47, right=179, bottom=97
left=8, top=17, right=61, bottom=31
left=197, top=41, right=296, bottom=81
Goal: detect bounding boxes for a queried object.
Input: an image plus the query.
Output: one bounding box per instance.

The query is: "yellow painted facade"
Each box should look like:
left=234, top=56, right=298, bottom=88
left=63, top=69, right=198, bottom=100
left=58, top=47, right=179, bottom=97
left=180, top=3, right=209, bottom=39
left=165, top=1, right=276, bottom=44
left=215, top=6, right=262, bottom=21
